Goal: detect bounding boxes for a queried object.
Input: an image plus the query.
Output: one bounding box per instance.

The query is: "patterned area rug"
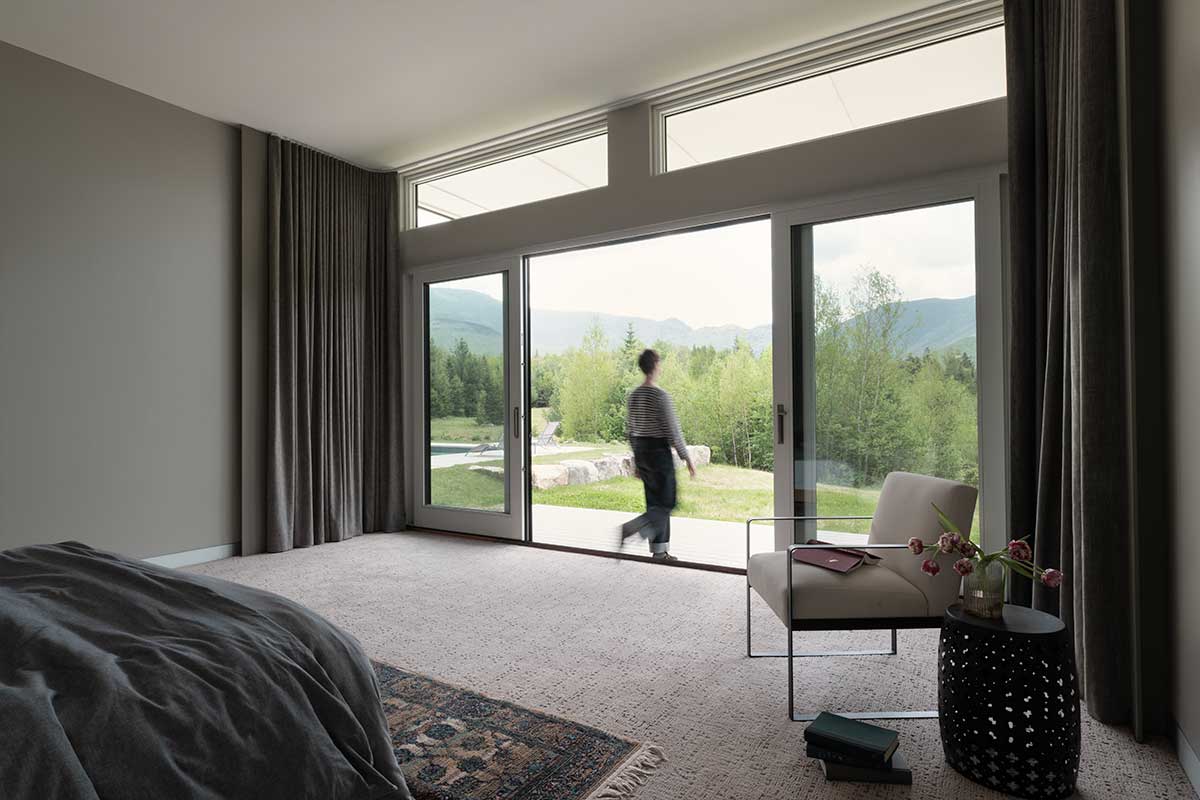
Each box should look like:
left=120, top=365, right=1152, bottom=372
left=374, top=662, right=665, bottom=800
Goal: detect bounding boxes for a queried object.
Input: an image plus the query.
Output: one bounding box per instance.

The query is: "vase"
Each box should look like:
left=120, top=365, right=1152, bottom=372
left=961, top=558, right=1005, bottom=618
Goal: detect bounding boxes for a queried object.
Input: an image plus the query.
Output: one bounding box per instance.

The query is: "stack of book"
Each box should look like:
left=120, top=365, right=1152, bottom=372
left=804, top=712, right=912, bottom=785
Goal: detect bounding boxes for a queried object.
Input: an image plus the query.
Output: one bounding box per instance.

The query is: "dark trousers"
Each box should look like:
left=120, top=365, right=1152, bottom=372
left=623, top=437, right=676, bottom=554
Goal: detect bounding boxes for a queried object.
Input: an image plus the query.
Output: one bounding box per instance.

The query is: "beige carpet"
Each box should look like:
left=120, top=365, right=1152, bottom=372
left=190, top=533, right=1194, bottom=800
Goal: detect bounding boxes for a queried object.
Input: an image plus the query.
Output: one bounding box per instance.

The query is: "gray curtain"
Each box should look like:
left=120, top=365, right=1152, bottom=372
left=1005, top=0, right=1168, bottom=736
left=267, top=136, right=404, bottom=551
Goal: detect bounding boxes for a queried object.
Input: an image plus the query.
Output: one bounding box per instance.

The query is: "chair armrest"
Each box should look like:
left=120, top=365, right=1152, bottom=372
left=744, top=515, right=876, bottom=566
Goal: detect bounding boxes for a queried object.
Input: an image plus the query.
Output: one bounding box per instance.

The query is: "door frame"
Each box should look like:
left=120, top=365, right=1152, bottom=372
left=769, top=170, right=1007, bottom=554
left=402, top=165, right=1007, bottom=564
left=406, top=255, right=525, bottom=540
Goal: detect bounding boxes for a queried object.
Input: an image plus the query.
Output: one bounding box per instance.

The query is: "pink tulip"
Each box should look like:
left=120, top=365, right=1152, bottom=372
left=938, top=532, right=961, bottom=554
left=953, top=558, right=975, bottom=577
left=958, top=540, right=978, bottom=558
left=1008, top=540, right=1033, bottom=562
left=1041, top=568, right=1064, bottom=588
left=921, top=558, right=941, bottom=577
left=907, top=537, right=924, bottom=555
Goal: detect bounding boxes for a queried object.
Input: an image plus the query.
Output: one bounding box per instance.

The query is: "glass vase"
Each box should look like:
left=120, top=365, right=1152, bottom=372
left=961, top=558, right=1005, bottom=619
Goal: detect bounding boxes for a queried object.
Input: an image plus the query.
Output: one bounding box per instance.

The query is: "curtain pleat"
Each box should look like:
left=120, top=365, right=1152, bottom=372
left=267, top=137, right=403, bottom=552
left=1005, top=0, right=1166, bottom=734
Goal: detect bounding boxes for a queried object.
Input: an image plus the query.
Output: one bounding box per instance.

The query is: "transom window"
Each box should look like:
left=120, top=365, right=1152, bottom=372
left=662, top=27, right=1006, bottom=172
left=414, top=134, right=607, bottom=226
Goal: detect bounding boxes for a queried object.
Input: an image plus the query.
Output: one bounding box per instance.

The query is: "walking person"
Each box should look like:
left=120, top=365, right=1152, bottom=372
left=620, top=349, right=695, bottom=562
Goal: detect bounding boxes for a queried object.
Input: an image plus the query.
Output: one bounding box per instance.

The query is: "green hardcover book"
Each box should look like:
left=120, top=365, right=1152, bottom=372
left=820, top=752, right=912, bottom=785
left=803, top=712, right=900, bottom=763
left=806, top=743, right=891, bottom=769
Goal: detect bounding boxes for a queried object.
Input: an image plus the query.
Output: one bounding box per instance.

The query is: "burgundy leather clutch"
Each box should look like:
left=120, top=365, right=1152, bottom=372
left=791, top=540, right=875, bottom=574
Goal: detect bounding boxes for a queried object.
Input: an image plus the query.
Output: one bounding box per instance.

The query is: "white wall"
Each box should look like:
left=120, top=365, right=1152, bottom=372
left=0, top=42, right=240, bottom=559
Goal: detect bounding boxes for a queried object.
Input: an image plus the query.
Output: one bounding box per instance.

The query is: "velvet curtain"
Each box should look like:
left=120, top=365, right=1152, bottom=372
left=267, top=136, right=404, bottom=551
left=1005, top=0, right=1168, bottom=736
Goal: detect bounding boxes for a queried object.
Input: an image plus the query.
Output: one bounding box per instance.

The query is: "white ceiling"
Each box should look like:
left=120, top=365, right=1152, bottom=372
left=0, top=0, right=946, bottom=168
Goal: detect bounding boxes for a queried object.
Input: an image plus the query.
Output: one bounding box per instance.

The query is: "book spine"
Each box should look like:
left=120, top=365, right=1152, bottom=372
left=806, top=744, right=890, bottom=768
left=803, top=732, right=888, bottom=764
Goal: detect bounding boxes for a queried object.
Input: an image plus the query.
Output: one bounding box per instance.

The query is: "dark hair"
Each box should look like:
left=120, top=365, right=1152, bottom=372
left=637, top=349, right=660, bottom=376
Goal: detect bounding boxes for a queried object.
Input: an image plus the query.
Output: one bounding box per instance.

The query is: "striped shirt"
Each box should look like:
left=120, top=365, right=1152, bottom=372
left=626, top=384, right=689, bottom=460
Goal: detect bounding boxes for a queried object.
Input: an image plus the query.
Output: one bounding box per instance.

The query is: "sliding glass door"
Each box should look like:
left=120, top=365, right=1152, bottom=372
left=411, top=259, right=524, bottom=540
left=772, top=180, right=1006, bottom=554
left=406, top=176, right=1004, bottom=563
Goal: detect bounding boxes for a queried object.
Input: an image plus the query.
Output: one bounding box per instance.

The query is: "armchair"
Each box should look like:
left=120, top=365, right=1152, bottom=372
left=745, top=471, right=978, bottom=721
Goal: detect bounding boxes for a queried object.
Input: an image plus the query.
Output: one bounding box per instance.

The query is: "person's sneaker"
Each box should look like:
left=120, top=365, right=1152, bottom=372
left=651, top=552, right=679, bottom=563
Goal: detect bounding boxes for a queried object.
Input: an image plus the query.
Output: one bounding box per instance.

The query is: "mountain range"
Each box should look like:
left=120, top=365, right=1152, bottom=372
left=428, top=288, right=975, bottom=359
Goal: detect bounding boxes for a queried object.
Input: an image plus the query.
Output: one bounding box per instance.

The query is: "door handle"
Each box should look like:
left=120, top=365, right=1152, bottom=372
left=776, top=403, right=788, bottom=444
left=513, top=406, right=520, bottom=439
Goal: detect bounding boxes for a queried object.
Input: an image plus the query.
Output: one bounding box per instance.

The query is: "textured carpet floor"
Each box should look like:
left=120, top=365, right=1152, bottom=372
left=190, top=533, right=1194, bottom=800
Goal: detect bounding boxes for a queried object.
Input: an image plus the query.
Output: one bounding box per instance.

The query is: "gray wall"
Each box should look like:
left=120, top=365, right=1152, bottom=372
left=240, top=126, right=268, bottom=557
left=0, top=42, right=240, bottom=559
left=1164, top=0, right=1200, bottom=777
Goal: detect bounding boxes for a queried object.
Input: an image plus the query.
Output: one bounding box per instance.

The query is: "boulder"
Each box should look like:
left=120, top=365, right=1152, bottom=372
left=672, top=445, right=712, bottom=469
left=593, top=455, right=624, bottom=481
left=530, top=464, right=568, bottom=490
left=561, top=459, right=600, bottom=486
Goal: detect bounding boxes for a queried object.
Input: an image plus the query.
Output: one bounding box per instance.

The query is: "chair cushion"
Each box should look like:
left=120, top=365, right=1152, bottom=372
left=748, top=551, right=930, bottom=625
left=867, top=472, right=978, bottom=617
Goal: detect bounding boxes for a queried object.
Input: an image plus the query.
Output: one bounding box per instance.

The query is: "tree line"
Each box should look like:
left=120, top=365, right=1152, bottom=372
left=428, top=339, right=505, bottom=426
left=530, top=268, right=979, bottom=488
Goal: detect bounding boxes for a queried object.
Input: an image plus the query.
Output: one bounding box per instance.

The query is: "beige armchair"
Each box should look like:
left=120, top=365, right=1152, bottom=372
left=745, top=471, right=978, bottom=721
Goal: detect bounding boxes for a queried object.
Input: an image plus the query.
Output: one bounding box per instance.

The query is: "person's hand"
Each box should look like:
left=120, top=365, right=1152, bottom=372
left=686, top=460, right=697, bottom=479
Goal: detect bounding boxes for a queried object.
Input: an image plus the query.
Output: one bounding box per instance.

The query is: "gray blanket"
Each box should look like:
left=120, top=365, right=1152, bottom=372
left=0, top=542, right=411, bottom=800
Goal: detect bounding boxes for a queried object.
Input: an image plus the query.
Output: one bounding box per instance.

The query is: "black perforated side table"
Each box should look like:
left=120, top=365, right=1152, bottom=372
left=938, top=603, right=1080, bottom=799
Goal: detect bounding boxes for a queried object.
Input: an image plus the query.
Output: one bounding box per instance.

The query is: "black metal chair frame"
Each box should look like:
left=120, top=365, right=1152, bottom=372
left=745, top=516, right=942, bottom=721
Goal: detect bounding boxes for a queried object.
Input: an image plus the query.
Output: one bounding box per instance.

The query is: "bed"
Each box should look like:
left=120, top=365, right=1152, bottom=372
left=0, top=541, right=412, bottom=800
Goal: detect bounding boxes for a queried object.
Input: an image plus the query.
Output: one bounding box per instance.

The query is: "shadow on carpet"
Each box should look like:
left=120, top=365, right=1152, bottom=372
left=374, top=661, right=665, bottom=800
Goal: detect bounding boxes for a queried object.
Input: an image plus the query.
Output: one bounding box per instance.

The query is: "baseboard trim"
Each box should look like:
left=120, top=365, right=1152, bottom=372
left=144, top=543, right=239, bottom=568
left=1178, top=726, right=1200, bottom=798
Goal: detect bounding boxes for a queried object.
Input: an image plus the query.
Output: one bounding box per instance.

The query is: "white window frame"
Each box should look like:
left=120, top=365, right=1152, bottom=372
left=402, top=165, right=1007, bottom=565
left=407, top=255, right=526, bottom=540
left=768, top=168, right=1007, bottom=554
left=651, top=1, right=1003, bottom=173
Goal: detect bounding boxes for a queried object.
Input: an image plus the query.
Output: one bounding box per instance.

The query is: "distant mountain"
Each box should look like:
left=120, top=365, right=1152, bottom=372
left=530, top=307, right=772, bottom=355
left=428, top=288, right=506, bottom=356
left=427, top=288, right=976, bottom=360
left=887, top=296, right=977, bottom=359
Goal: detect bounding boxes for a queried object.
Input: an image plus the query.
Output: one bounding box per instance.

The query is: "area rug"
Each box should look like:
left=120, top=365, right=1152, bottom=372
left=374, top=661, right=665, bottom=799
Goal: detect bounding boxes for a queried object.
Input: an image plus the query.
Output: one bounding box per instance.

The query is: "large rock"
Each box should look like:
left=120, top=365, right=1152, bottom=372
left=593, top=455, right=624, bottom=481
left=561, top=459, right=600, bottom=486
left=672, top=445, right=712, bottom=469
left=530, top=464, right=568, bottom=490
left=618, top=453, right=636, bottom=477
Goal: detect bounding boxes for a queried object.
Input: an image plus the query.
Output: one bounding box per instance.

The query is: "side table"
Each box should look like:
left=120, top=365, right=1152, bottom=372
left=938, top=603, right=1080, bottom=799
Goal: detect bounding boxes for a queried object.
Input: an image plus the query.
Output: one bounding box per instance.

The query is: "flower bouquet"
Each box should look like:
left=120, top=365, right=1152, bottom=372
left=906, top=503, right=1063, bottom=619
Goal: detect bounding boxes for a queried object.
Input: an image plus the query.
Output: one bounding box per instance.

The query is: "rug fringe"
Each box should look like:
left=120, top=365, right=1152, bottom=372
left=584, top=744, right=667, bottom=800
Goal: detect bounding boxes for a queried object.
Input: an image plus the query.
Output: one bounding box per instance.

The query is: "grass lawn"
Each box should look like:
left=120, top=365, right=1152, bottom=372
left=429, top=416, right=503, bottom=444
left=429, top=464, right=506, bottom=511
left=430, top=409, right=557, bottom=446
left=429, top=446, right=981, bottom=541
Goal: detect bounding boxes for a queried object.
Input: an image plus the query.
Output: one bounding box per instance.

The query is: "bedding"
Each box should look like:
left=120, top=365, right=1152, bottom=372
left=0, top=541, right=411, bottom=800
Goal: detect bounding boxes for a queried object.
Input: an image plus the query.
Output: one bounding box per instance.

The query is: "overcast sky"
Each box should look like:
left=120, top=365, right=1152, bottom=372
left=442, top=201, right=975, bottom=330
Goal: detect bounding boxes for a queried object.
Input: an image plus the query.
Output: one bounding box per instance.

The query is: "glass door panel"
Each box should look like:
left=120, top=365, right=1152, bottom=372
left=780, top=200, right=982, bottom=546
left=414, top=263, right=523, bottom=540
left=426, top=273, right=508, bottom=511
